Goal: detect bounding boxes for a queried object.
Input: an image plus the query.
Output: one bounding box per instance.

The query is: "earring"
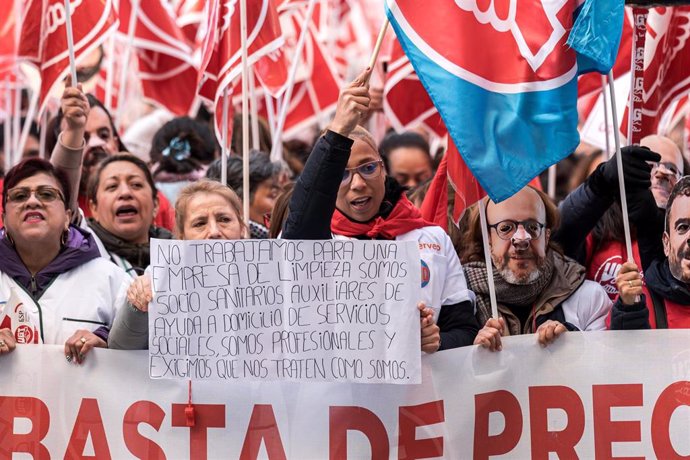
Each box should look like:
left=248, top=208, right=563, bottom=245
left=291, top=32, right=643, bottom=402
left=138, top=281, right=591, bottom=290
left=61, top=229, right=69, bottom=246
left=6, top=232, right=15, bottom=247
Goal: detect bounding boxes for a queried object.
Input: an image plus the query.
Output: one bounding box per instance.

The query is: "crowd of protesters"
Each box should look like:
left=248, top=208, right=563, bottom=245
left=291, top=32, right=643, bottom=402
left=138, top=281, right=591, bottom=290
left=0, top=66, right=689, bottom=361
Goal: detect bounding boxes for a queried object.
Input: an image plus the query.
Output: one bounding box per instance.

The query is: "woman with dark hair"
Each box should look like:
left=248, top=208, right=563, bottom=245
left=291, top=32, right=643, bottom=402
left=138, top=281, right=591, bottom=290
left=0, top=158, right=129, bottom=360
left=206, top=151, right=282, bottom=238
left=49, top=86, right=173, bottom=276
left=85, top=154, right=173, bottom=276
left=149, top=117, right=216, bottom=204
left=282, top=70, right=479, bottom=352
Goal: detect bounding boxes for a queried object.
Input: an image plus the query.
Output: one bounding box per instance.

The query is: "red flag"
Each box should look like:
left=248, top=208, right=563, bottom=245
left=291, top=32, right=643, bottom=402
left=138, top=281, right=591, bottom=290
left=261, top=6, right=340, bottom=138
left=0, top=0, right=17, bottom=80
left=199, top=0, right=287, bottom=143
left=174, top=0, right=206, bottom=45
left=19, top=0, right=118, bottom=112
left=117, top=0, right=198, bottom=115
left=620, top=7, right=690, bottom=141
left=384, top=39, right=447, bottom=138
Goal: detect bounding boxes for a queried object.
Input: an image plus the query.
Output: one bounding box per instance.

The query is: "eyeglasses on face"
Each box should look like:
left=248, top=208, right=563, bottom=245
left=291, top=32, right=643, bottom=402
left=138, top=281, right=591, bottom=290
left=6, top=186, right=65, bottom=204
left=488, top=219, right=545, bottom=240
left=341, top=160, right=384, bottom=186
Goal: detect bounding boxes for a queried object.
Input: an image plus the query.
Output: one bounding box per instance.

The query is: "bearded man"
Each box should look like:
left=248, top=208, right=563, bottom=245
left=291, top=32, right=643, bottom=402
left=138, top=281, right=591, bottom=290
left=459, top=186, right=612, bottom=351
left=613, top=177, right=690, bottom=329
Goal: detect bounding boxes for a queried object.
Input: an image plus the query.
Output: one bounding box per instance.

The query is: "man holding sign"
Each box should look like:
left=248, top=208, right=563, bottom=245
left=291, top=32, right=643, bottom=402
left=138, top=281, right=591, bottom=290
left=282, top=69, right=479, bottom=352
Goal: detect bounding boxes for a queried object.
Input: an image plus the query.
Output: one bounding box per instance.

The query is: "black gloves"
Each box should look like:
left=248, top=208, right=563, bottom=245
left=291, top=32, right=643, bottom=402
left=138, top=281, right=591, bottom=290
left=588, top=145, right=661, bottom=197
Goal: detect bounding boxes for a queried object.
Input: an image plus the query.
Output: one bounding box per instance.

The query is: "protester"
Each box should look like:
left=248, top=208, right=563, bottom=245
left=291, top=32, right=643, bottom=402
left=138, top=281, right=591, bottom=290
left=85, top=154, right=173, bottom=276
left=206, top=151, right=281, bottom=239
left=611, top=176, right=690, bottom=329
left=49, top=86, right=173, bottom=276
left=149, top=116, right=216, bottom=204
left=108, top=179, right=246, bottom=349
left=282, top=70, right=479, bottom=353
left=460, top=186, right=612, bottom=351
left=50, top=92, right=176, bottom=230
left=378, top=131, right=434, bottom=189
left=0, top=158, right=129, bottom=362
left=555, top=137, right=679, bottom=299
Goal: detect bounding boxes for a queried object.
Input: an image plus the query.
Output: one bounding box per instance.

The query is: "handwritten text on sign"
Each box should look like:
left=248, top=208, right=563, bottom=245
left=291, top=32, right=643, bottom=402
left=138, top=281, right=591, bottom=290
left=148, top=239, right=421, bottom=383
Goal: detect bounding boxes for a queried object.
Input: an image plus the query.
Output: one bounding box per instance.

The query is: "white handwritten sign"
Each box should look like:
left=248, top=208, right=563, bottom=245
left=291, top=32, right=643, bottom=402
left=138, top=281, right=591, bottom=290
left=148, top=239, right=422, bottom=384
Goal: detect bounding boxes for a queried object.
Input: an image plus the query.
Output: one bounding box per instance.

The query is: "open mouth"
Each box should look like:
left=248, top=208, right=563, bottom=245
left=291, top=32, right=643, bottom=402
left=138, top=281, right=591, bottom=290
left=23, top=211, right=45, bottom=223
left=350, top=196, right=371, bottom=210
left=115, top=205, right=139, bottom=219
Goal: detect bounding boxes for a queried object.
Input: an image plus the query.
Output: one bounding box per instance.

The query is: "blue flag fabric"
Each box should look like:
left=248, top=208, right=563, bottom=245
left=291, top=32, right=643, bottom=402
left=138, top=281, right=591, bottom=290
left=386, top=0, right=624, bottom=202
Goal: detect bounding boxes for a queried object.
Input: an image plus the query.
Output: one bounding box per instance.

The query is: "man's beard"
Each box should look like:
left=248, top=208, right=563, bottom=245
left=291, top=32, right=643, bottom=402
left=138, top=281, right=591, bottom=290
left=492, top=250, right=544, bottom=285
left=669, top=244, right=690, bottom=283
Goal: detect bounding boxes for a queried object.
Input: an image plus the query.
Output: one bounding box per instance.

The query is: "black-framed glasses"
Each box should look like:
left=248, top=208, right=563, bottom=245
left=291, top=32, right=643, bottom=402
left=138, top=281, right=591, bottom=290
left=7, top=186, right=65, bottom=204
left=341, top=160, right=384, bottom=186
left=488, top=219, right=545, bottom=240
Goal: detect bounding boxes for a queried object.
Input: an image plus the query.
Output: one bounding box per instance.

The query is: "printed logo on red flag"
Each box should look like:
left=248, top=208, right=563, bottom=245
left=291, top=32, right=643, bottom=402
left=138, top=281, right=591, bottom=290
left=620, top=7, right=690, bottom=141
left=391, top=0, right=577, bottom=92
left=19, top=0, right=118, bottom=113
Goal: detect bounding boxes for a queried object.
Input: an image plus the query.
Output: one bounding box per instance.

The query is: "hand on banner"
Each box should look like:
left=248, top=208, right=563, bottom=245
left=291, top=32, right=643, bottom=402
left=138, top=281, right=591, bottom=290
left=0, top=328, right=17, bottom=356
left=589, top=145, right=661, bottom=197
left=616, top=261, right=644, bottom=306
left=419, top=302, right=440, bottom=353
left=536, top=320, right=567, bottom=347
left=127, top=274, right=153, bottom=312
left=60, top=76, right=90, bottom=149
left=474, top=317, right=504, bottom=352
left=64, top=330, right=106, bottom=364
left=330, top=68, right=372, bottom=138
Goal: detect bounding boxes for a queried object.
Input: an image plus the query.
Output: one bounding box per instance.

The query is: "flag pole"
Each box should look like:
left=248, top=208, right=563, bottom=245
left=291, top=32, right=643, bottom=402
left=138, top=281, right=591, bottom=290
left=248, top=67, right=260, bottom=151
left=240, top=0, right=251, bottom=226
left=3, top=78, right=11, bottom=173
left=627, top=8, right=648, bottom=146
left=39, top=109, right=48, bottom=159
left=104, top=35, right=116, bottom=112
left=221, top=88, right=229, bottom=187
left=12, top=81, right=21, bottom=166
left=270, top=0, right=317, bottom=162
left=64, top=0, right=79, bottom=85
left=608, top=70, right=635, bottom=263
left=117, top=0, right=140, bottom=128
left=601, top=74, right=612, bottom=158
left=264, top=93, right=276, bottom=139
left=17, top=87, right=38, bottom=159
left=365, top=17, right=390, bottom=84
left=478, top=198, right=499, bottom=319
left=547, top=165, right=556, bottom=199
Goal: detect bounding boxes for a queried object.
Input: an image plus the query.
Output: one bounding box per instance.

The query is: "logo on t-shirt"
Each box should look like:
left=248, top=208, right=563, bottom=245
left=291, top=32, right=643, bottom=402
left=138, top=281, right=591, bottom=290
left=421, top=259, right=430, bottom=288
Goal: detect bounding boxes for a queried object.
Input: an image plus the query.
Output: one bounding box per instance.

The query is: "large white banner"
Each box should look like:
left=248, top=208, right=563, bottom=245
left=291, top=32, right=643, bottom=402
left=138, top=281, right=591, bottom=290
left=4, top=331, right=690, bottom=458
left=149, top=239, right=422, bottom=384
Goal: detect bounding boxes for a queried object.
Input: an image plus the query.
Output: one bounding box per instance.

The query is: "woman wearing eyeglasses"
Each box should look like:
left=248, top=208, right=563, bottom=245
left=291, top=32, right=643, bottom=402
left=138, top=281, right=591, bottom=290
left=282, top=70, right=479, bottom=353
left=0, top=158, right=129, bottom=361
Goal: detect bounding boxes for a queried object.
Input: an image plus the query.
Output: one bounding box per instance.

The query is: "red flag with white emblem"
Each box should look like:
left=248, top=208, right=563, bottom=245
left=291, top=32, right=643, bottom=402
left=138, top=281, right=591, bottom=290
left=19, top=0, right=118, bottom=112
left=117, top=0, right=198, bottom=115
